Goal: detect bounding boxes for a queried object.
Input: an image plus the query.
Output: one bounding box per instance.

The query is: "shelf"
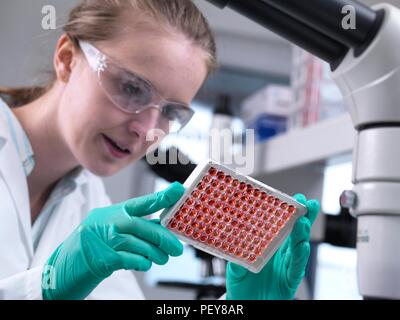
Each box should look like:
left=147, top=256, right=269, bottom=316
left=251, top=114, right=356, bottom=175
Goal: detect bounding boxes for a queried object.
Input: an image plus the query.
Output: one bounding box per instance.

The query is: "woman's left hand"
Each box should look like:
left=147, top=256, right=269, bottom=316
left=225, top=194, right=320, bottom=300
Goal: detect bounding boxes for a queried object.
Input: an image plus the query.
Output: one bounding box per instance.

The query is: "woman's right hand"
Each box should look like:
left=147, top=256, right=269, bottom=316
left=42, top=182, right=185, bottom=300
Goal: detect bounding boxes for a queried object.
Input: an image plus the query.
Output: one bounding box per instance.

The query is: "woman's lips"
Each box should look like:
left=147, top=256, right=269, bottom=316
left=102, top=134, right=131, bottom=159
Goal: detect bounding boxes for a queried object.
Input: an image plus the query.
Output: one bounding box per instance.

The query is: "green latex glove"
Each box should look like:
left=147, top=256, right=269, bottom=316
left=42, top=182, right=185, bottom=300
left=226, top=194, right=320, bottom=300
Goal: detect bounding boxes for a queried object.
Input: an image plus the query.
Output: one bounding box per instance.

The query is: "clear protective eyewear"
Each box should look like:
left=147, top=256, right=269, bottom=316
left=79, top=40, right=195, bottom=133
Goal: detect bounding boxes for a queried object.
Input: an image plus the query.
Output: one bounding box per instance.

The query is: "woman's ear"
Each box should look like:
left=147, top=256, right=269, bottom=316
left=54, top=34, right=79, bottom=83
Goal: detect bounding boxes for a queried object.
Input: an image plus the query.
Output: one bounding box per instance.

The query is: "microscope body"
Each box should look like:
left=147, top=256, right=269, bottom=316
left=333, top=3, right=400, bottom=299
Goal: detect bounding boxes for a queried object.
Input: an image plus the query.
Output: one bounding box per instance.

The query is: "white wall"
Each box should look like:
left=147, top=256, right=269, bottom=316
left=0, top=0, right=77, bottom=86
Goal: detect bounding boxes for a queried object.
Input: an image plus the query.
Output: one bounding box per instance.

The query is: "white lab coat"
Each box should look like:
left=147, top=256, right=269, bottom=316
left=0, top=113, right=145, bottom=300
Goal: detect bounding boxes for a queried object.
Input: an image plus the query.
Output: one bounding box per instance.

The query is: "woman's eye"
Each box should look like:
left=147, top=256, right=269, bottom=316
left=162, top=105, right=179, bottom=120
left=118, top=79, right=152, bottom=106
left=121, top=82, right=142, bottom=97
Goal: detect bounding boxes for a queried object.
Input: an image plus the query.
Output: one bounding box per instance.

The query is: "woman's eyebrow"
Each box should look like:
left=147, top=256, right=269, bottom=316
left=118, top=64, right=152, bottom=86
left=109, top=53, right=191, bottom=106
left=121, top=69, right=152, bottom=89
left=119, top=67, right=189, bottom=105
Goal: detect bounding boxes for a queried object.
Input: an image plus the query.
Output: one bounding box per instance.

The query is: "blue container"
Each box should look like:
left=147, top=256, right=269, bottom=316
left=252, top=114, right=288, bottom=143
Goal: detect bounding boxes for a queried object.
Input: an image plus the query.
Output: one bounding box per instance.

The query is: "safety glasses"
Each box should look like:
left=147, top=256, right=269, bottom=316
left=79, top=41, right=195, bottom=134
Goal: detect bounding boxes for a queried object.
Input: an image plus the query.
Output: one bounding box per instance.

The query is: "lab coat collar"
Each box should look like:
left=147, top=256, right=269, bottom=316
left=0, top=116, right=91, bottom=257
left=0, top=99, right=96, bottom=260
left=0, top=136, right=5, bottom=151
left=70, top=166, right=89, bottom=187
left=0, top=110, right=8, bottom=151
left=0, top=100, right=5, bottom=149
left=45, top=166, right=88, bottom=206
left=68, top=167, right=90, bottom=209
left=0, top=113, right=33, bottom=257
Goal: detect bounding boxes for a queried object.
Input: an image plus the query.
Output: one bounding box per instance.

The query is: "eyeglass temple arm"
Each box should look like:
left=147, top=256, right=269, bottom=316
left=79, top=41, right=106, bottom=72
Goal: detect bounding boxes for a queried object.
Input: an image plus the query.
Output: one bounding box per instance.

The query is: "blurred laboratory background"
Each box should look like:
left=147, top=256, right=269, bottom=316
left=1, top=0, right=399, bottom=300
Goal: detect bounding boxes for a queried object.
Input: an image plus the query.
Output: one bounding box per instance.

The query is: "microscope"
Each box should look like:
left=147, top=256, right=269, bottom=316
left=205, top=0, right=400, bottom=300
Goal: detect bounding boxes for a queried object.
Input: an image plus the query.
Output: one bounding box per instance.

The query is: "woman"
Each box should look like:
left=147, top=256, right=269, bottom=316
left=0, top=0, right=319, bottom=300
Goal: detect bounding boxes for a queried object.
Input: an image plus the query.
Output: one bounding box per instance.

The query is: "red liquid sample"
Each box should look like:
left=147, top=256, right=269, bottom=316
left=166, top=165, right=303, bottom=270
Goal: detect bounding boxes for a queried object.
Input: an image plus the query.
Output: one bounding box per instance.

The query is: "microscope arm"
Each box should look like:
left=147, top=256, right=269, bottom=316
left=205, top=0, right=384, bottom=68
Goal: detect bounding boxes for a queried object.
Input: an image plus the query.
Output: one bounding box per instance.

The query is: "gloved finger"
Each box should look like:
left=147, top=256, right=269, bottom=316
left=110, top=233, right=169, bottom=265
left=117, top=251, right=153, bottom=272
left=279, top=236, right=290, bottom=255
left=289, top=216, right=311, bottom=248
left=293, top=194, right=320, bottom=226
left=286, top=242, right=310, bottom=288
left=118, top=217, right=183, bottom=257
left=124, top=182, right=185, bottom=217
left=293, top=193, right=307, bottom=206
left=226, top=262, right=249, bottom=282
left=305, top=199, right=320, bottom=225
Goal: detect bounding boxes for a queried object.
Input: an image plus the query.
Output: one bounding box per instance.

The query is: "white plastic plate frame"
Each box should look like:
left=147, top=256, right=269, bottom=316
left=160, top=159, right=307, bottom=273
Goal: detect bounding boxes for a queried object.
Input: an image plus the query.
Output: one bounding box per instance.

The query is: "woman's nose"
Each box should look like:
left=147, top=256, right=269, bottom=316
left=127, top=106, right=162, bottom=138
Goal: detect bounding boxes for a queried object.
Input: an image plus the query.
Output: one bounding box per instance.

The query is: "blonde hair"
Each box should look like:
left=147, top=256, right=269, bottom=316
left=0, top=0, right=217, bottom=107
